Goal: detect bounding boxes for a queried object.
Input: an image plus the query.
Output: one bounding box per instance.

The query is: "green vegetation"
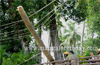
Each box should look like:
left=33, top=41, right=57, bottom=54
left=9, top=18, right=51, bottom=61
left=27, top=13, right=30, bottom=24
left=0, top=0, right=100, bottom=64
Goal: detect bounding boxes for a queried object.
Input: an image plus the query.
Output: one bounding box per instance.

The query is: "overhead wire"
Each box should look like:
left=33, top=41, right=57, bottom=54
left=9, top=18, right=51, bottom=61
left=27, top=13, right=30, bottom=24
left=0, top=8, right=54, bottom=31
left=0, top=34, right=31, bottom=42
left=0, top=0, right=65, bottom=42
left=0, top=20, right=22, bottom=27
left=28, top=0, right=56, bottom=18
left=0, top=0, right=63, bottom=35
left=0, top=5, right=55, bottom=35
left=0, top=1, right=65, bottom=42
left=0, top=1, right=64, bottom=63
left=0, top=9, right=54, bottom=35
left=0, top=8, right=55, bottom=36
left=0, top=17, right=56, bottom=42
left=0, top=0, right=56, bottom=28
left=38, top=2, right=65, bottom=30
left=0, top=28, right=28, bottom=35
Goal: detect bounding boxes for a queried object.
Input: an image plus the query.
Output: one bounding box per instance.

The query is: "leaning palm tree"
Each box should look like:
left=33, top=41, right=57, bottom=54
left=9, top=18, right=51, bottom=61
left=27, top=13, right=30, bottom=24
left=64, top=21, right=81, bottom=50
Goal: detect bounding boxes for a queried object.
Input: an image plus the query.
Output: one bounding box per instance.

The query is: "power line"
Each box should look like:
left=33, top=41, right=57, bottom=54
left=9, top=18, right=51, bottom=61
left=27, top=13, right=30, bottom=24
left=0, top=34, right=31, bottom=42
left=29, top=0, right=56, bottom=18
left=1, top=38, right=35, bottom=49
left=0, top=29, right=28, bottom=35
left=0, top=8, right=54, bottom=31
left=0, top=13, right=55, bottom=38
left=37, top=12, right=55, bottom=29
left=0, top=20, right=22, bottom=27
left=0, top=21, right=22, bottom=31
left=38, top=2, right=65, bottom=28
left=0, top=18, right=54, bottom=41
left=0, top=0, right=56, bottom=28
left=0, top=0, right=64, bottom=42
left=0, top=28, right=58, bottom=42
left=0, top=8, right=63, bottom=43
left=0, top=10, right=55, bottom=36
left=37, top=9, right=54, bottom=24
left=0, top=0, right=64, bottom=35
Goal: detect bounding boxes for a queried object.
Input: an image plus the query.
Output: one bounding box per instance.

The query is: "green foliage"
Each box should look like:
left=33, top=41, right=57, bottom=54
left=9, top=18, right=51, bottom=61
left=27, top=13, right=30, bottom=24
left=0, top=45, right=7, bottom=64
left=57, top=0, right=87, bottom=23
left=2, top=50, right=38, bottom=65
left=63, top=21, right=81, bottom=46
left=86, top=0, right=100, bottom=34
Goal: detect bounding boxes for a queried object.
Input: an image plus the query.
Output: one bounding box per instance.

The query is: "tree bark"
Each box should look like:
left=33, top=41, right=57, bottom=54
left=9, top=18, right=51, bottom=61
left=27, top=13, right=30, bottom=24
left=50, top=12, right=63, bottom=60
left=80, top=22, right=85, bottom=55
left=37, top=24, right=42, bottom=63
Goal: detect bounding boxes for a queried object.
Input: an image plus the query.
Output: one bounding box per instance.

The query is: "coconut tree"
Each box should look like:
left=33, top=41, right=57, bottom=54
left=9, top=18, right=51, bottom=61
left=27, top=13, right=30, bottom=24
left=64, top=21, right=81, bottom=50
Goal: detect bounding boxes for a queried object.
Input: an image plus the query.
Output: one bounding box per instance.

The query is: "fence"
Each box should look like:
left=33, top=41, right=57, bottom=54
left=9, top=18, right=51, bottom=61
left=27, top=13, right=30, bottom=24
left=36, top=55, right=100, bottom=65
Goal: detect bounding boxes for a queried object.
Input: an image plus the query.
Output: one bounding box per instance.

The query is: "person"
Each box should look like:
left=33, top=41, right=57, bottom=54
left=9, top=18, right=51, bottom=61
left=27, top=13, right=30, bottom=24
left=90, top=52, right=96, bottom=60
left=88, top=52, right=97, bottom=64
left=64, top=52, right=69, bottom=60
left=64, top=52, right=70, bottom=65
left=88, top=57, right=93, bottom=64
left=69, top=51, right=79, bottom=65
left=97, top=49, right=100, bottom=57
left=96, top=49, right=100, bottom=65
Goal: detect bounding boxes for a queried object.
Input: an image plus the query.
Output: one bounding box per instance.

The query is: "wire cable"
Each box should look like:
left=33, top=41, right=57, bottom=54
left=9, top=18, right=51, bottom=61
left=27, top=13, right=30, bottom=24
left=0, top=34, right=31, bottom=42
left=0, top=11, right=54, bottom=36
left=0, top=1, right=64, bottom=42
left=0, top=1, right=64, bottom=35
left=0, top=8, right=54, bottom=31
left=0, top=20, right=22, bottom=27
left=0, top=28, right=58, bottom=42
left=0, top=29, right=28, bottom=35
left=0, top=0, right=56, bottom=28
left=29, top=0, right=56, bottom=18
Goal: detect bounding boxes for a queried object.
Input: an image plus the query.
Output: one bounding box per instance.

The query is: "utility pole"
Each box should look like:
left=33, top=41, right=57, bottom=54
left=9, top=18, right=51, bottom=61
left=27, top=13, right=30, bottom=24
left=17, top=6, right=54, bottom=62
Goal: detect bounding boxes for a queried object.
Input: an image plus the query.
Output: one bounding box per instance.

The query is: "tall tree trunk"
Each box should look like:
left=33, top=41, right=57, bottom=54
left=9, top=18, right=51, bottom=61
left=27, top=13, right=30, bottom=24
left=50, top=13, right=62, bottom=60
left=80, top=22, right=85, bottom=55
left=37, top=24, right=42, bottom=63
left=91, top=31, right=94, bottom=51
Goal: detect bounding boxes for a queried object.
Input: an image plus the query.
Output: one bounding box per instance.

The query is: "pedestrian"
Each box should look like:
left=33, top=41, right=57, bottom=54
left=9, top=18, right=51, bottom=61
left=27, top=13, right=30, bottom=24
left=96, top=49, right=100, bottom=65
left=64, top=52, right=69, bottom=60
left=69, top=51, right=79, bottom=65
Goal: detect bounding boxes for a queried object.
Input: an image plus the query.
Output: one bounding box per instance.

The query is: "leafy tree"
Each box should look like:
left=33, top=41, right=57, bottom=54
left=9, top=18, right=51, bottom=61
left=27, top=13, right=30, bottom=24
left=63, top=21, right=81, bottom=49
left=2, top=50, right=38, bottom=65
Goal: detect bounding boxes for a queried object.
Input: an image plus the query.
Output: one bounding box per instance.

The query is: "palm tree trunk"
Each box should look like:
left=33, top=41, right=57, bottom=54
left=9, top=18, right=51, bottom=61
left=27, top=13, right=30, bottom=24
left=80, top=22, right=85, bottom=55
